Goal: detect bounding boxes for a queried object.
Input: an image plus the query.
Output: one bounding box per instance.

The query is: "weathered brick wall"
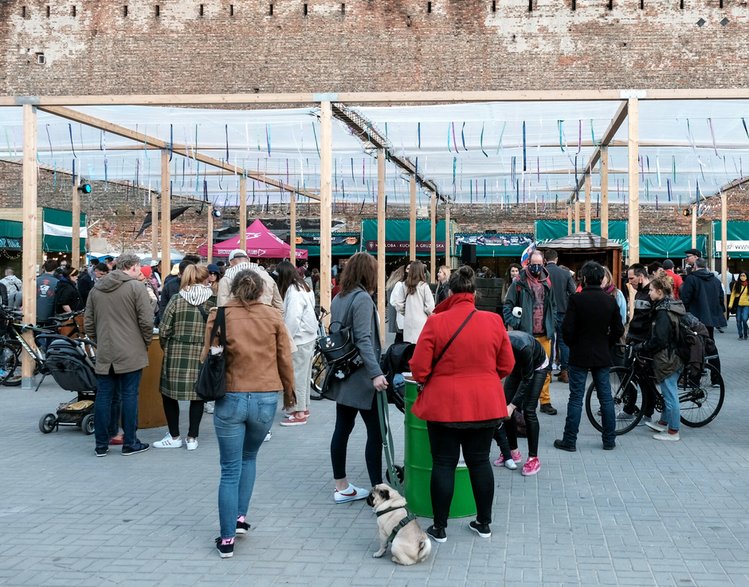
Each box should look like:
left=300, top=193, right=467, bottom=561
left=1, top=0, right=747, bottom=96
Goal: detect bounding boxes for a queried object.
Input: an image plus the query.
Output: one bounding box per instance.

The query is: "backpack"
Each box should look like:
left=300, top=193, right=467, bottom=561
left=672, top=311, right=713, bottom=382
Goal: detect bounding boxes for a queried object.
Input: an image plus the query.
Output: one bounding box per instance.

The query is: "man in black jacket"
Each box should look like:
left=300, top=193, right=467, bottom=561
left=544, top=249, right=576, bottom=384
left=555, top=261, right=624, bottom=452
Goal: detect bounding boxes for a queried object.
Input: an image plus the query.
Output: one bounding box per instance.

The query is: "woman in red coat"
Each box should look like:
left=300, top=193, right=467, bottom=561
left=410, top=266, right=515, bottom=543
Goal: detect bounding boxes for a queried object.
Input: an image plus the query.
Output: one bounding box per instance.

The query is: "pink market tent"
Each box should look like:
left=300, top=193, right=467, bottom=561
left=199, top=219, right=308, bottom=260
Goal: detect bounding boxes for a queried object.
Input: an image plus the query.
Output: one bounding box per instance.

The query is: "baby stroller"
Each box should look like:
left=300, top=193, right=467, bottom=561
left=38, top=336, right=98, bottom=435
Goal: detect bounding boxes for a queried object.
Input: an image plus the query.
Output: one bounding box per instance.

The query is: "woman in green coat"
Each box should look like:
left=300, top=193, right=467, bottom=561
left=154, top=264, right=214, bottom=451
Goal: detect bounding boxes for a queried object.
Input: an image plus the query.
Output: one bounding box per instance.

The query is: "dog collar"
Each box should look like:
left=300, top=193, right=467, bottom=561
left=376, top=505, right=405, bottom=518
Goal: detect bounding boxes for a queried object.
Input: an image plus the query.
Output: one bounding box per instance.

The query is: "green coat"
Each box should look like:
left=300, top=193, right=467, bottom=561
left=159, top=295, right=214, bottom=401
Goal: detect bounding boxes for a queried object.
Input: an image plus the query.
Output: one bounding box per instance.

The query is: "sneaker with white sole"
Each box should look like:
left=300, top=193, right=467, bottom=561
left=153, top=434, right=183, bottom=449
left=204, top=402, right=214, bottom=414
left=492, top=454, right=517, bottom=470
left=236, top=518, right=251, bottom=535
left=185, top=438, right=198, bottom=451
left=264, top=431, right=272, bottom=442
left=215, top=537, right=234, bottom=558
left=469, top=520, right=491, bottom=538
left=426, top=525, right=447, bottom=543
left=280, top=414, right=308, bottom=427
left=645, top=420, right=667, bottom=433
left=653, top=430, right=680, bottom=442
left=333, top=484, right=369, bottom=504
left=521, top=457, right=541, bottom=476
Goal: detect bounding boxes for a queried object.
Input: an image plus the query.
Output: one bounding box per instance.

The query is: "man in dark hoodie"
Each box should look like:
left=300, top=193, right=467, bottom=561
left=85, top=253, right=154, bottom=457
left=503, top=249, right=558, bottom=415
left=679, top=257, right=725, bottom=383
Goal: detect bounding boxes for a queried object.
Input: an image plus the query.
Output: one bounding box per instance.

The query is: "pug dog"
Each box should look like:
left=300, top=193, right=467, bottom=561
left=367, top=483, right=432, bottom=565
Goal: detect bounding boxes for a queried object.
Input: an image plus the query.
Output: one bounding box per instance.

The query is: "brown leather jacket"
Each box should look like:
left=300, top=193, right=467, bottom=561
left=202, top=299, right=294, bottom=395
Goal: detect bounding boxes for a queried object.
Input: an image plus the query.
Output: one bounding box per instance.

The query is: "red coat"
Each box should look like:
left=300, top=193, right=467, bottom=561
left=410, top=293, right=515, bottom=423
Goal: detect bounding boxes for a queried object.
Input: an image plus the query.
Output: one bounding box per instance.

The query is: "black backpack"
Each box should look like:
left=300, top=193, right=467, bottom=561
left=672, top=311, right=714, bottom=382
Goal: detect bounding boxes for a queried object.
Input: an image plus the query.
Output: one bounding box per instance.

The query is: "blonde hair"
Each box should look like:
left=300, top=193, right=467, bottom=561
left=181, top=264, right=210, bottom=289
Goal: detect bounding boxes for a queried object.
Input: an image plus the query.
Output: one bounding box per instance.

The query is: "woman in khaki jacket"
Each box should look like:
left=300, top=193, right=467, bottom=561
left=202, top=269, right=295, bottom=558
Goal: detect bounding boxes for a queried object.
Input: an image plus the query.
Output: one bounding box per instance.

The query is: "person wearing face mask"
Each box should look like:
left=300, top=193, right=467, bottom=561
left=154, top=264, right=215, bottom=451
left=503, top=250, right=558, bottom=415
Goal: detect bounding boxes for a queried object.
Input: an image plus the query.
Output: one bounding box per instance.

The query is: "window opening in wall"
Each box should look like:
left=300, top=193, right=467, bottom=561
left=72, top=5, right=77, bottom=17
left=528, top=0, right=533, bottom=10
left=123, top=5, right=128, bottom=17
left=427, top=1, right=432, bottom=13
left=639, top=0, right=644, bottom=8
left=680, top=0, right=684, bottom=8
left=199, top=4, right=204, bottom=16
left=571, top=0, right=576, bottom=10
left=492, top=1, right=497, bottom=12
left=269, top=4, right=274, bottom=16
left=719, top=0, right=723, bottom=7
left=230, top=4, right=234, bottom=16
left=303, top=3, right=308, bottom=15
left=46, top=5, right=51, bottom=17
left=608, top=0, right=613, bottom=9
left=341, top=3, right=346, bottom=14
left=36, top=52, right=46, bottom=65
left=155, top=4, right=160, bottom=16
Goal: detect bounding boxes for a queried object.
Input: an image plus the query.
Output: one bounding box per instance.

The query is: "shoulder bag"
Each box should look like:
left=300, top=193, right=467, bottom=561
left=418, top=310, right=476, bottom=393
left=195, top=307, right=227, bottom=401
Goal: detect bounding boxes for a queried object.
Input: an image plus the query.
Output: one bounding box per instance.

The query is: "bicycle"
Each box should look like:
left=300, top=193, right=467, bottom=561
left=585, top=344, right=725, bottom=435
left=310, top=307, right=328, bottom=400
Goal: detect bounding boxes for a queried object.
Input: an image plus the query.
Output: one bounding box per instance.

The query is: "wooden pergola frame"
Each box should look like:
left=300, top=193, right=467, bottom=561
left=15, top=88, right=747, bottom=384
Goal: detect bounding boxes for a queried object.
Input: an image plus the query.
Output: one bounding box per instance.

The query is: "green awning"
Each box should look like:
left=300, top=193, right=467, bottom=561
left=454, top=233, right=533, bottom=258
left=360, top=219, right=447, bottom=256
left=639, top=234, right=708, bottom=259
left=713, top=221, right=749, bottom=259
left=296, top=233, right=361, bottom=257
left=534, top=220, right=628, bottom=242
left=43, top=208, right=87, bottom=253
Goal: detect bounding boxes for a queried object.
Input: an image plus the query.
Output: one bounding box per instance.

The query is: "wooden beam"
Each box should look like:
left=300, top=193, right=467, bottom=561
left=691, top=205, right=697, bottom=248
left=239, top=177, right=247, bottom=251
left=377, top=149, right=386, bottom=346
left=600, top=147, right=609, bottom=240
left=628, top=97, right=640, bottom=264
left=721, top=192, right=728, bottom=289
left=22, top=104, right=37, bottom=387
left=71, top=174, right=81, bottom=267
left=207, top=205, right=214, bottom=264
left=160, top=151, right=171, bottom=280
left=445, top=204, right=452, bottom=268
left=584, top=174, right=592, bottom=233
left=574, top=200, right=580, bottom=233
left=289, top=193, right=297, bottom=262
left=151, top=191, right=159, bottom=263
left=567, top=206, right=572, bottom=236
left=409, top=176, right=417, bottom=261
left=37, top=106, right=319, bottom=201
left=319, top=102, right=332, bottom=322
left=430, top=192, right=436, bottom=284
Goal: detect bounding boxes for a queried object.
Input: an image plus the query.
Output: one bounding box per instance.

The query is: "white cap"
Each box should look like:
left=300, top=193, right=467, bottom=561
left=228, top=249, right=248, bottom=262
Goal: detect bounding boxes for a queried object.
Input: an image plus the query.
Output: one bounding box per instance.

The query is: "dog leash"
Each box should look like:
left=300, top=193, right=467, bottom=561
left=376, top=506, right=417, bottom=545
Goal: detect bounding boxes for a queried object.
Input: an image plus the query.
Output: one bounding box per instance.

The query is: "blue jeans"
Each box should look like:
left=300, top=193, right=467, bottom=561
left=214, top=392, right=278, bottom=540
left=554, top=312, right=569, bottom=371
left=94, top=370, right=142, bottom=449
left=659, top=370, right=681, bottom=432
left=563, top=365, right=615, bottom=448
left=736, top=305, right=749, bottom=338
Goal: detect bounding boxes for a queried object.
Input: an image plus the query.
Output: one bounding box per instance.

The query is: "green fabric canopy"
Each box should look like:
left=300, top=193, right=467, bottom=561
left=712, top=221, right=749, bottom=259
left=360, top=219, right=447, bottom=256
left=454, top=233, right=533, bottom=258
left=534, top=220, right=628, bottom=242
left=43, top=208, right=87, bottom=253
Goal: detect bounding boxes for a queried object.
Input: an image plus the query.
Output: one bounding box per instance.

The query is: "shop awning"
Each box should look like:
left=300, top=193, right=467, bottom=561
left=42, top=208, right=87, bottom=253
left=454, top=233, right=533, bottom=258
left=361, top=219, right=447, bottom=256
left=713, top=221, right=749, bottom=259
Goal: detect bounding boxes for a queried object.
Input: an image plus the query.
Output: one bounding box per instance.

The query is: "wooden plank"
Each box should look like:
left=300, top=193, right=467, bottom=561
left=377, top=149, right=386, bottom=346
left=584, top=174, right=592, bottom=233
left=574, top=200, right=580, bottom=234
left=600, top=147, right=609, bottom=240
left=207, top=205, right=214, bottom=264
left=567, top=205, right=572, bottom=236
left=151, top=189, right=159, bottom=263
left=71, top=174, right=80, bottom=267
left=721, top=192, right=728, bottom=289
left=628, top=97, right=640, bottom=264
left=409, top=176, right=417, bottom=260
left=239, top=177, right=247, bottom=251
left=37, top=106, right=319, bottom=201
left=22, top=104, right=38, bottom=386
left=160, top=151, right=171, bottom=279
left=430, top=192, right=436, bottom=284
left=289, top=193, right=297, bottom=262
left=445, top=204, right=452, bottom=267
left=318, top=102, right=332, bottom=323
left=691, top=206, right=697, bottom=249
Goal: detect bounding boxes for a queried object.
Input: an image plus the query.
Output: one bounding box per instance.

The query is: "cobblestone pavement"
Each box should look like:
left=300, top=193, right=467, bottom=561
left=0, top=327, right=747, bottom=587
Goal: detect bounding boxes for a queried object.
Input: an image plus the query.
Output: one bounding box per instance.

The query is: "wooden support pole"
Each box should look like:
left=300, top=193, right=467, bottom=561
left=160, top=151, right=171, bottom=280
left=22, top=104, right=38, bottom=386
left=377, top=149, right=386, bottom=345
left=71, top=175, right=81, bottom=268
left=601, top=147, right=609, bottom=240
left=151, top=190, right=159, bottom=263
left=289, top=193, right=297, bottom=262
left=445, top=204, right=452, bottom=268
left=574, top=199, right=580, bottom=234
left=584, top=174, right=592, bottom=233
left=628, top=97, right=640, bottom=264
left=239, top=177, right=247, bottom=251
left=207, top=205, right=214, bottom=264
left=319, top=102, right=333, bottom=321
left=409, top=175, right=417, bottom=261
left=721, top=192, right=728, bottom=289
left=430, top=192, right=436, bottom=284
left=567, top=206, right=572, bottom=236
left=691, top=206, right=697, bottom=249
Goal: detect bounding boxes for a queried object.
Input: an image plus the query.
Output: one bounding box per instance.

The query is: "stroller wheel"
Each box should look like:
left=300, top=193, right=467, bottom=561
left=81, top=414, right=95, bottom=435
left=39, top=413, right=57, bottom=434
left=386, top=465, right=405, bottom=485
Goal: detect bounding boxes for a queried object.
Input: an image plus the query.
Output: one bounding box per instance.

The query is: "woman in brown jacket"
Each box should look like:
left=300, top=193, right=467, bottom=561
left=203, top=269, right=295, bottom=558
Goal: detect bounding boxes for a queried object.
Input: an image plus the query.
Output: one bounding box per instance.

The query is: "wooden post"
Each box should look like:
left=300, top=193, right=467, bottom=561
left=207, top=205, right=214, bottom=264
left=430, top=192, right=436, bottom=284
left=601, top=147, right=609, bottom=240
left=239, top=176, right=247, bottom=251
left=721, top=192, right=728, bottom=289
left=628, top=97, right=640, bottom=264
left=71, top=175, right=81, bottom=268
left=574, top=199, right=580, bottom=233
left=445, top=204, right=452, bottom=267
left=691, top=205, right=697, bottom=249
left=409, top=175, right=417, bottom=261
left=377, top=149, right=386, bottom=345
left=319, top=102, right=332, bottom=320
left=567, top=206, right=572, bottom=235
left=289, top=192, right=297, bottom=262
left=584, top=173, right=592, bottom=233
left=22, top=104, right=38, bottom=387
left=160, top=150, right=171, bottom=279
left=151, top=189, right=159, bottom=264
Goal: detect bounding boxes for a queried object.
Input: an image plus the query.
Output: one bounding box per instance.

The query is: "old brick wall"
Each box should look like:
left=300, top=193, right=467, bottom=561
left=0, top=0, right=747, bottom=96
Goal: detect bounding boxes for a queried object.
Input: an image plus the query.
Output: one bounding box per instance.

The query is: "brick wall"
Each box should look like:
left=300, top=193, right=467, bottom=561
left=1, top=0, right=747, bottom=96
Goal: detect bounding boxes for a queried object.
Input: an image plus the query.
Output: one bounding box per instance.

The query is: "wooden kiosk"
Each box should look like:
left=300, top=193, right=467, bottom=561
left=536, top=232, right=624, bottom=287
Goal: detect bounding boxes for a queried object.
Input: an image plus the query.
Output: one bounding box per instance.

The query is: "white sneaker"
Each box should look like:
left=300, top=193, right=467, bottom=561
left=645, top=420, right=667, bottom=433
left=653, top=430, right=680, bottom=442
left=153, top=434, right=183, bottom=449
left=186, top=438, right=198, bottom=451
left=503, top=458, right=517, bottom=470
left=264, top=431, right=272, bottom=442
left=204, top=402, right=214, bottom=414
left=333, top=484, right=369, bottom=504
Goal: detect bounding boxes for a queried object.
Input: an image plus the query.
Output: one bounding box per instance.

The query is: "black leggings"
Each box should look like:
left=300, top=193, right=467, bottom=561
left=427, top=423, right=495, bottom=529
left=502, top=370, right=545, bottom=458
left=330, top=395, right=383, bottom=486
left=161, top=395, right=205, bottom=438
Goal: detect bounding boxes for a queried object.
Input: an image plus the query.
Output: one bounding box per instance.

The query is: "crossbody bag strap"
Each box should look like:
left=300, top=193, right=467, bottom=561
left=422, top=310, right=476, bottom=388
left=209, top=307, right=226, bottom=347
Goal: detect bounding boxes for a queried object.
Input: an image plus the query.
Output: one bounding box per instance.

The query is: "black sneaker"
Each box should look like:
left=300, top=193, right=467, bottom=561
left=426, top=525, right=447, bottom=543
left=469, top=521, right=491, bottom=538
left=236, top=520, right=251, bottom=535
left=553, top=439, right=577, bottom=452
left=94, top=446, right=109, bottom=458
left=215, top=537, right=234, bottom=558
left=122, top=442, right=150, bottom=456
left=540, top=404, right=558, bottom=415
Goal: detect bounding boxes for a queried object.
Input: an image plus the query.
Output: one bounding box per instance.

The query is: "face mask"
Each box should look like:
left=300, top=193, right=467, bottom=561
left=528, top=264, right=543, bottom=277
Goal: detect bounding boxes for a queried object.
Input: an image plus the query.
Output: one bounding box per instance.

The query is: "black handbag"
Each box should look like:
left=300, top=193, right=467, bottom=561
left=318, top=291, right=364, bottom=367
left=195, top=307, right=227, bottom=401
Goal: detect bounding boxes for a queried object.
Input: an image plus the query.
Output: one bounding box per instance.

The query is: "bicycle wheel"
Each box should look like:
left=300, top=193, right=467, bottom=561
left=679, top=363, right=725, bottom=428
left=310, top=350, right=327, bottom=400
left=585, top=366, right=643, bottom=435
left=0, top=342, right=21, bottom=386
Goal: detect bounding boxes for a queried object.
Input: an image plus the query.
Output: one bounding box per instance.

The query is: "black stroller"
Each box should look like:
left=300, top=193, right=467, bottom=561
left=38, top=336, right=98, bottom=435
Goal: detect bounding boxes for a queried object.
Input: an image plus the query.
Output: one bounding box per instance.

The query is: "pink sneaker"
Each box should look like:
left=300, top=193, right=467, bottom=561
left=510, top=449, right=522, bottom=462
left=521, top=457, right=541, bottom=476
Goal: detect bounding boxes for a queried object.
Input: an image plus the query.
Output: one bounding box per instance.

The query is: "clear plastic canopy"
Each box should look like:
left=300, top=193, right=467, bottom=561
left=0, top=99, right=747, bottom=208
